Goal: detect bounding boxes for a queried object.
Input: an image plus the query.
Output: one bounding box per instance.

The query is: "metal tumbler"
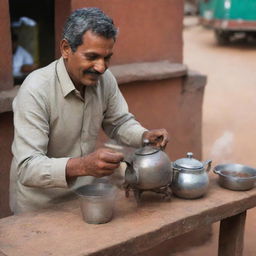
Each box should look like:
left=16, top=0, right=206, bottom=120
left=75, top=183, right=117, bottom=224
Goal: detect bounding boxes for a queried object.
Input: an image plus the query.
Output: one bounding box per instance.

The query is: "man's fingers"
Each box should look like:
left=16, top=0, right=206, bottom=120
left=100, top=151, right=124, bottom=163
left=143, top=128, right=169, bottom=148
left=94, top=168, right=116, bottom=178
left=100, top=162, right=121, bottom=170
left=160, top=132, right=169, bottom=148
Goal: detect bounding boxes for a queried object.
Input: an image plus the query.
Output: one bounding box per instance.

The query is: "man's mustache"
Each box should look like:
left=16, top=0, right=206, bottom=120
left=83, top=69, right=103, bottom=75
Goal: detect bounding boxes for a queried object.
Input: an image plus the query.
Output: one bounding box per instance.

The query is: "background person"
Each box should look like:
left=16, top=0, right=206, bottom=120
left=10, top=7, right=169, bottom=214
left=12, top=31, right=38, bottom=83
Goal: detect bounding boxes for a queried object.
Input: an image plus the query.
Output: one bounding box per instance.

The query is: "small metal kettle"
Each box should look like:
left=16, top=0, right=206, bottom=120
left=124, top=140, right=172, bottom=190
left=171, top=152, right=212, bottom=199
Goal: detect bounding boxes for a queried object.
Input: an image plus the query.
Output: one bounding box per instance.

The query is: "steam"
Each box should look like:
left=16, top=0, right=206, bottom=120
left=210, top=131, right=234, bottom=163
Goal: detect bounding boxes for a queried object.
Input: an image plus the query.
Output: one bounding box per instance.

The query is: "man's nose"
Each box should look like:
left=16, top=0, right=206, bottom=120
left=94, top=59, right=106, bottom=74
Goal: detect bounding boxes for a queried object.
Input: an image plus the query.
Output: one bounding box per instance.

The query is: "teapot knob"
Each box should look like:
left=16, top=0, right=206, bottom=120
left=143, top=139, right=150, bottom=146
left=187, top=152, right=193, bottom=158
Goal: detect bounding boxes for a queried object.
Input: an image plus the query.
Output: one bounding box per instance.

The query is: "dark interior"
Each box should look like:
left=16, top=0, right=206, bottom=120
left=9, top=0, right=55, bottom=68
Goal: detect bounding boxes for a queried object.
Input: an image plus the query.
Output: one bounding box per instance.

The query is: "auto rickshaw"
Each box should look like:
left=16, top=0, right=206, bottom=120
left=199, top=0, right=256, bottom=44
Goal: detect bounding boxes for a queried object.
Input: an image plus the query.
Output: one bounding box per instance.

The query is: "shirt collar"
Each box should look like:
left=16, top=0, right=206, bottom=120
left=56, top=57, right=76, bottom=97
left=56, top=57, right=102, bottom=98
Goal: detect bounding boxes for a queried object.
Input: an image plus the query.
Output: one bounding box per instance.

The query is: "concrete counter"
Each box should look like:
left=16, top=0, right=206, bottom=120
left=0, top=176, right=255, bottom=256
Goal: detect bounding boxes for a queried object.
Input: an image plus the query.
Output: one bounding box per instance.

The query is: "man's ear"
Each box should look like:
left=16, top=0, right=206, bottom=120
left=60, top=39, right=72, bottom=59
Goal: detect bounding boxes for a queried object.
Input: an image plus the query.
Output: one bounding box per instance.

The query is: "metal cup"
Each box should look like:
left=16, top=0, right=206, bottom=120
left=75, top=183, right=117, bottom=224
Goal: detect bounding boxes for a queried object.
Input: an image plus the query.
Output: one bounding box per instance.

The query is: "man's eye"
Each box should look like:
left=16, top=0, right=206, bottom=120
left=85, top=55, right=97, bottom=60
left=104, top=56, right=112, bottom=62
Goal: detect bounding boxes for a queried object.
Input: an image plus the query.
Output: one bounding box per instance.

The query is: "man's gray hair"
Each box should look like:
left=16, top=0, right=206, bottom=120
left=63, top=7, right=118, bottom=52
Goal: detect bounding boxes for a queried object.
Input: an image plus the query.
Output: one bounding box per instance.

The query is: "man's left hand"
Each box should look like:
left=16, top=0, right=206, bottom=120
left=142, top=129, right=169, bottom=149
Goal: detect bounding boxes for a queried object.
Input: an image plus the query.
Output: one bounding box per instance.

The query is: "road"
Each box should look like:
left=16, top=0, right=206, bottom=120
left=176, top=17, right=256, bottom=256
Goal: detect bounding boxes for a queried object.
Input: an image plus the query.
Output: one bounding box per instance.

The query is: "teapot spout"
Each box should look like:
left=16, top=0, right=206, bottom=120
left=124, top=161, right=138, bottom=185
left=203, top=160, right=212, bottom=172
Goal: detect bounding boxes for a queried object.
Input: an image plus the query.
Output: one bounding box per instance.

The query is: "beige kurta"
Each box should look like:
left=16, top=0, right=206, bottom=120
left=10, top=57, right=147, bottom=213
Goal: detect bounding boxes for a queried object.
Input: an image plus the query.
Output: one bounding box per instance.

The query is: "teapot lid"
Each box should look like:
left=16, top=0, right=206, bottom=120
left=135, top=139, right=160, bottom=156
left=173, top=152, right=203, bottom=169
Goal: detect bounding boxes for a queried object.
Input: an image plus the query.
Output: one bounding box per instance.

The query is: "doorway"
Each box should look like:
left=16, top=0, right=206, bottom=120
left=9, top=0, right=55, bottom=72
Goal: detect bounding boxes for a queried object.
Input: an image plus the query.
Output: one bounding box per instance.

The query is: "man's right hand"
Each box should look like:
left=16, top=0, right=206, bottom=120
left=66, top=148, right=124, bottom=179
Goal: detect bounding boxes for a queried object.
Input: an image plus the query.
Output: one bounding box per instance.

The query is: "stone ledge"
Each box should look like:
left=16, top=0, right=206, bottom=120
left=0, top=86, right=19, bottom=114
left=0, top=62, right=188, bottom=114
left=182, top=69, right=207, bottom=93
left=110, top=61, right=188, bottom=84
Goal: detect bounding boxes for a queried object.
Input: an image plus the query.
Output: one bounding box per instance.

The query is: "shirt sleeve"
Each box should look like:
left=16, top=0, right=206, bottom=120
left=12, top=80, right=70, bottom=188
left=102, top=71, right=148, bottom=148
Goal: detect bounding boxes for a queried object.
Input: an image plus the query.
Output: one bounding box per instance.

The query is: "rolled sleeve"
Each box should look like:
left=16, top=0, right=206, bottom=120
left=50, top=157, right=70, bottom=187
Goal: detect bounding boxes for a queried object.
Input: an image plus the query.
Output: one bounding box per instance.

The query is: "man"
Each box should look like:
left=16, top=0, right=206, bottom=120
left=10, top=7, right=169, bottom=214
left=12, top=32, right=38, bottom=83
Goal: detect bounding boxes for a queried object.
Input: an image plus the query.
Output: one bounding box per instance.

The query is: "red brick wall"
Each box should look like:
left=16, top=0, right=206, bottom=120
left=0, top=0, right=13, bottom=91
left=55, top=0, right=183, bottom=64
left=54, top=0, right=71, bottom=58
left=119, top=78, right=203, bottom=160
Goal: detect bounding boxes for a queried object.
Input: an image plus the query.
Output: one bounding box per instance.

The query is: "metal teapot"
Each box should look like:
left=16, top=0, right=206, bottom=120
left=171, top=152, right=212, bottom=199
left=124, top=140, right=172, bottom=190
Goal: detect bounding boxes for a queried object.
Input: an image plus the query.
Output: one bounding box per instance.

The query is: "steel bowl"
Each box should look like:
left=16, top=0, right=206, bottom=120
left=213, top=163, right=256, bottom=191
left=74, top=183, right=117, bottom=224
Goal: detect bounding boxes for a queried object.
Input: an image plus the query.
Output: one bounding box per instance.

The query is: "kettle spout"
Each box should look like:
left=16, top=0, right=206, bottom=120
left=124, top=161, right=138, bottom=185
left=203, top=160, right=212, bottom=172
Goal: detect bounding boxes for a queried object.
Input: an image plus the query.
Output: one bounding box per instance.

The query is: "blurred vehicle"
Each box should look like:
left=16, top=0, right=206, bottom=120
left=184, top=0, right=200, bottom=16
left=199, top=0, right=256, bottom=44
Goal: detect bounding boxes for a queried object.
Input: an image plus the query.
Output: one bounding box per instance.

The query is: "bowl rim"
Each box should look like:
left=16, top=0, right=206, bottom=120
left=213, top=163, right=256, bottom=180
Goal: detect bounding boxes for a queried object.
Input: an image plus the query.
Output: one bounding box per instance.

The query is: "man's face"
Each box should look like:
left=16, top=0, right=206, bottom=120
left=61, top=30, right=115, bottom=89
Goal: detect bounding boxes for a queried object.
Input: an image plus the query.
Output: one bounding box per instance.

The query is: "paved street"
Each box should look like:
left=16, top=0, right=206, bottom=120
left=177, top=17, right=256, bottom=256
